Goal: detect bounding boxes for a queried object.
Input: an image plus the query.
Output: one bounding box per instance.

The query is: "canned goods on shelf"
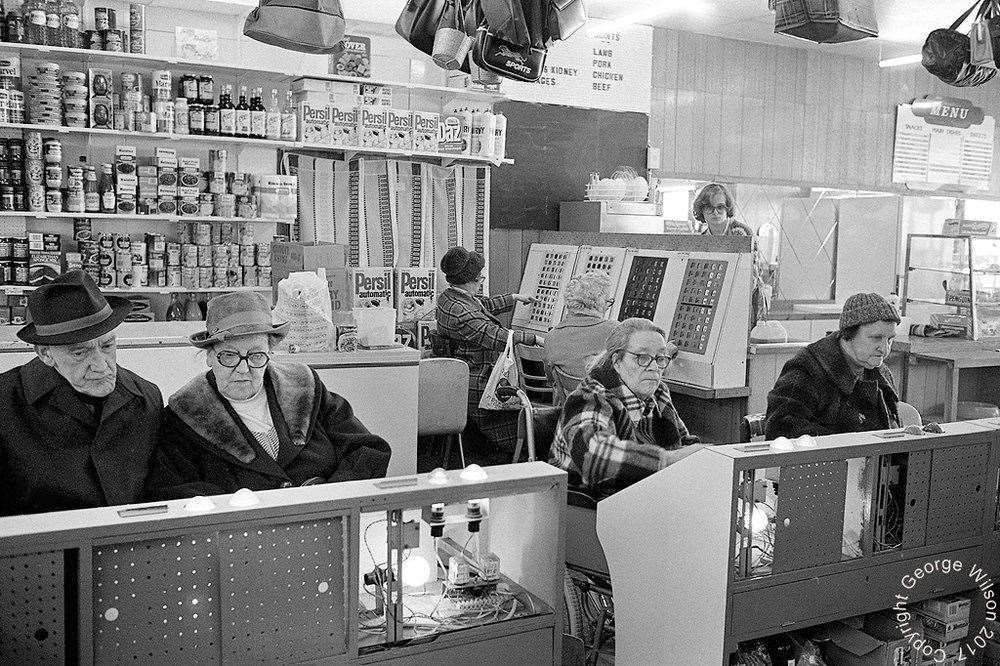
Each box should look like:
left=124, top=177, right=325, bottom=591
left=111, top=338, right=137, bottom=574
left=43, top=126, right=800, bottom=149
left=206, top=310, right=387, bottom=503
left=239, top=244, right=255, bottom=267
left=11, top=237, right=28, bottom=260
left=197, top=244, right=212, bottom=268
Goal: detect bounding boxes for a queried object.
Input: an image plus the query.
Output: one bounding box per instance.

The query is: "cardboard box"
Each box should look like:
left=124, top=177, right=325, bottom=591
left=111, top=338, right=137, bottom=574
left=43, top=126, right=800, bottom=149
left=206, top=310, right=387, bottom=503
left=417, top=320, right=436, bottom=352
left=358, top=105, right=388, bottom=149
left=334, top=323, right=358, bottom=352
left=413, top=111, right=439, bottom=152
left=394, top=267, right=435, bottom=323
left=270, top=241, right=347, bottom=306
left=824, top=617, right=918, bottom=666
left=329, top=104, right=357, bottom=147
left=917, top=596, right=971, bottom=623
left=387, top=109, right=412, bottom=150
left=350, top=266, right=393, bottom=308
left=301, top=103, right=332, bottom=145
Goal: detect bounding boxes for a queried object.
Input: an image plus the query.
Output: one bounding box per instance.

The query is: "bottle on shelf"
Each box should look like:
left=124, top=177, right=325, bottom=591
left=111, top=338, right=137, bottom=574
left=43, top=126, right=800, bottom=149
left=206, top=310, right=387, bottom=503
left=98, top=163, right=115, bottom=213
left=203, top=95, right=219, bottom=136
left=165, top=293, right=185, bottom=321
left=57, top=0, right=79, bottom=48
left=43, top=0, right=58, bottom=46
left=83, top=162, right=99, bottom=212
left=5, top=1, right=24, bottom=43
left=218, top=84, right=235, bottom=137
left=249, top=87, right=265, bottom=139
left=198, top=75, right=214, bottom=107
left=23, top=0, right=47, bottom=45
left=235, top=85, right=251, bottom=138
left=280, top=90, right=296, bottom=142
left=185, top=293, right=202, bottom=321
left=265, top=89, right=281, bottom=140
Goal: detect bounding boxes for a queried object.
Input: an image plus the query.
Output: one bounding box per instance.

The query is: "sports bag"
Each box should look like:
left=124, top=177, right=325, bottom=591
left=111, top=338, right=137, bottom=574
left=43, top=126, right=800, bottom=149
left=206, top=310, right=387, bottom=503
left=923, top=0, right=997, bottom=87
left=472, top=25, right=546, bottom=83
left=774, top=0, right=878, bottom=44
left=243, top=0, right=346, bottom=54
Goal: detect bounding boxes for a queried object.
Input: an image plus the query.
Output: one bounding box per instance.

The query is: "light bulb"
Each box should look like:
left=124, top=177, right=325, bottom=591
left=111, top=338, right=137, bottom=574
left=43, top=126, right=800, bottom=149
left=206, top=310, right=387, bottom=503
left=750, top=507, right=770, bottom=534
left=401, top=555, right=431, bottom=587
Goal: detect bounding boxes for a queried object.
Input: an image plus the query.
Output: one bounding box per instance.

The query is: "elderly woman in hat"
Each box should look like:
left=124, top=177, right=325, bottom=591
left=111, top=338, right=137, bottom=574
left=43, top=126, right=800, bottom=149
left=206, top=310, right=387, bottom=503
left=765, top=292, right=901, bottom=439
left=0, top=270, right=163, bottom=516
left=434, top=246, right=541, bottom=466
left=148, top=292, right=391, bottom=499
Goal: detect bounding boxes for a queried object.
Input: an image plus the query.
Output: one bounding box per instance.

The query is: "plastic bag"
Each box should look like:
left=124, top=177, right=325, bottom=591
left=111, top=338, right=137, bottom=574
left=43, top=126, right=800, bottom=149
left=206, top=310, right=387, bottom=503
left=478, top=330, right=522, bottom=411
left=271, top=270, right=335, bottom=352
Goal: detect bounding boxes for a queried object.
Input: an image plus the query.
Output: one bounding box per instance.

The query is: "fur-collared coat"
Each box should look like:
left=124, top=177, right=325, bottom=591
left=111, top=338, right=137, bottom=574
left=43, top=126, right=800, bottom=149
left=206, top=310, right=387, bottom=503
left=147, top=362, right=391, bottom=499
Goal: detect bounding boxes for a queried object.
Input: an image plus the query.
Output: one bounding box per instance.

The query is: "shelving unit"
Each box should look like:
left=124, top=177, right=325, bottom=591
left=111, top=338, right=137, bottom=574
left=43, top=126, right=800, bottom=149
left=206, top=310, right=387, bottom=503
left=0, top=284, right=270, bottom=294
left=0, top=211, right=287, bottom=223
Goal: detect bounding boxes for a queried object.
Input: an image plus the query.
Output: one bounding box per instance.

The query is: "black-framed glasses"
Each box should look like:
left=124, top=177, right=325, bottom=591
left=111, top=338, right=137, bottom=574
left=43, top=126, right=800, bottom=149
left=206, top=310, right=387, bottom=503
left=703, top=203, right=728, bottom=214
left=216, top=350, right=270, bottom=368
left=623, top=349, right=678, bottom=369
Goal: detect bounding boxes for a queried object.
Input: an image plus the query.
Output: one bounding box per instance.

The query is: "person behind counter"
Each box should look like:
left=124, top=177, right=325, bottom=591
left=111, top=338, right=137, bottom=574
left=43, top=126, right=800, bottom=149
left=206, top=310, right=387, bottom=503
left=0, top=270, right=163, bottom=516
left=764, top=292, right=901, bottom=439
left=549, top=317, right=702, bottom=499
left=694, top=183, right=753, bottom=236
left=148, top=292, right=391, bottom=499
left=434, top=246, right=541, bottom=466
left=543, top=270, right=616, bottom=402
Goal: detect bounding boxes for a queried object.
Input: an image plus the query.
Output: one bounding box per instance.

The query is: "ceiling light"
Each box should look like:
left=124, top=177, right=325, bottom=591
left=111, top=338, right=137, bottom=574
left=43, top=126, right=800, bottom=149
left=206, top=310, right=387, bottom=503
left=587, top=0, right=707, bottom=35
left=879, top=54, right=922, bottom=68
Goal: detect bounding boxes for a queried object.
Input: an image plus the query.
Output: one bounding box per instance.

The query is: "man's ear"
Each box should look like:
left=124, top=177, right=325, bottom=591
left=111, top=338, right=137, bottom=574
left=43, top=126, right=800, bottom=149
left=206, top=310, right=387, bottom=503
left=35, top=345, right=55, bottom=367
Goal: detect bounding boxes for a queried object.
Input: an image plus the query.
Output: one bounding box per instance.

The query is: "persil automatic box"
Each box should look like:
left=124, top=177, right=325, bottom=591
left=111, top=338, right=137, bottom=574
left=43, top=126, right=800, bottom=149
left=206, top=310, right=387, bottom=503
left=394, top=267, right=435, bottom=323
left=350, top=266, right=394, bottom=308
left=387, top=109, right=413, bottom=150
left=358, top=106, right=389, bottom=149
left=412, top=111, right=439, bottom=152
left=300, top=103, right=332, bottom=145
left=330, top=104, right=358, bottom=146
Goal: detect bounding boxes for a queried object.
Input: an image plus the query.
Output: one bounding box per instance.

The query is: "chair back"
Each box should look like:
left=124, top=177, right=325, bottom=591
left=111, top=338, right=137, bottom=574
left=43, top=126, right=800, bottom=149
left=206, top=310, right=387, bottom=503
left=897, top=401, right=922, bottom=427
left=417, top=358, right=470, bottom=437
left=740, top=413, right=766, bottom=443
left=565, top=489, right=609, bottom=577
left=514, top=405, right=562, bottom=463
left=514, top=343, right=555, bottom=405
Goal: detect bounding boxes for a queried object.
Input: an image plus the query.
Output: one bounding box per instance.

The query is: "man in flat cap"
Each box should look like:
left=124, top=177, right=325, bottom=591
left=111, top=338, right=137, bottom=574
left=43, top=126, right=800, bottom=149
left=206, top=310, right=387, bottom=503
left=0, top=270, right=163, bottom=516
left=765, top=292, right=901, bottom=439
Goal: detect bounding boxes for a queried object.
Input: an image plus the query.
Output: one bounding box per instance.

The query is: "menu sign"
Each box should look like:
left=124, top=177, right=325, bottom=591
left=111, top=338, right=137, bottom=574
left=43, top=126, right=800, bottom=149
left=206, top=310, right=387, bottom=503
left=892, top=96, right=995, bottom=191
left=502, top=20, right=653, bottom=114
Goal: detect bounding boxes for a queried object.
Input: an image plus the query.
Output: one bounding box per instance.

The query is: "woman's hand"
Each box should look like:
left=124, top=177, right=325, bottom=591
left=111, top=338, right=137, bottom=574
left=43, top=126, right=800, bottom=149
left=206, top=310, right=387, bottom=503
left=513, top=293, right=537, bottom=304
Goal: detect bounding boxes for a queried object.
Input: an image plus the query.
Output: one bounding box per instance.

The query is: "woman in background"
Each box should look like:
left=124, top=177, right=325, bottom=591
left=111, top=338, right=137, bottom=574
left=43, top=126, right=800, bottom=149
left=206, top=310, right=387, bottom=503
left=434, top=246, right=541, bottom=466
left=694, top=183, right=754, bottom=236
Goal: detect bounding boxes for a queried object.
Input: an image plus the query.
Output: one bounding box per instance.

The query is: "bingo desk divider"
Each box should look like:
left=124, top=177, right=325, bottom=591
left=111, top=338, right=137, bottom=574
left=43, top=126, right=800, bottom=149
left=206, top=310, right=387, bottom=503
left=0, top=462, right=566, bottom=665
left=597, top=421, right=1000, bottom=664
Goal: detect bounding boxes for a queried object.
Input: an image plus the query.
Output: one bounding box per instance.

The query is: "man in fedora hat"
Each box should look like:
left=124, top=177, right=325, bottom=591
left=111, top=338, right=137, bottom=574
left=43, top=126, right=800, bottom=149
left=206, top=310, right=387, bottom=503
left=0, top=270, right=163, bottom=516
left=147, top=291, right=390, bottom=499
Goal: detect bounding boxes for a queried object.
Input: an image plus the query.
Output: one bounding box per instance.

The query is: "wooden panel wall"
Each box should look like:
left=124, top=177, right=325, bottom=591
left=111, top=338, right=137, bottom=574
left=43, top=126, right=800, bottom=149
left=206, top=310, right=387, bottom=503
left=649, top=29, right=1000, bottom=195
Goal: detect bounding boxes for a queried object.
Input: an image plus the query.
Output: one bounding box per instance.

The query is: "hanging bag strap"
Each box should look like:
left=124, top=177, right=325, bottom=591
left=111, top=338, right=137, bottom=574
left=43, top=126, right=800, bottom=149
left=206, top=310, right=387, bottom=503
left=953, top=0, right=987, bottom=30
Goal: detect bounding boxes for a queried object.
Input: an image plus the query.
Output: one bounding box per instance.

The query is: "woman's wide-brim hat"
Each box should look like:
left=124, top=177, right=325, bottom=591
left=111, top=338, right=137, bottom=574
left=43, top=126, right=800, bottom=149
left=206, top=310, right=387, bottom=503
left=17, top=269, right=133, bottom=345
left=189, top=291, right=289, bottom=349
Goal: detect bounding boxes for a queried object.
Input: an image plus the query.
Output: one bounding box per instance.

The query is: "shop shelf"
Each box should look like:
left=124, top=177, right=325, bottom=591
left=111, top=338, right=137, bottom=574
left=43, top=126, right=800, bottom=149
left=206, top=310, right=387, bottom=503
left=0, top=122, right=296, bottom=148
left=0, top=284, right=270, bottom=294
left=296, top=142, right=514, bottom=165
left=0, top=211, right=291, bottom=223
left=5, top=43, right=505, bottom=99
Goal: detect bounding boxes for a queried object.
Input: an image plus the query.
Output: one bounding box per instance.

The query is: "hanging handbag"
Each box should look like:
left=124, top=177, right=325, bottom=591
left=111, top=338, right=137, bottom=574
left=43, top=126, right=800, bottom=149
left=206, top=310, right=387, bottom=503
left=479, top=330, right=522, bottom=411
left=547, top=0, right=587, bottom=42
left=243, top=0, right=346, bottom=54
left=923, top=0, right=997, bottom=87
left=970, top=0, right=1000, bottom=68
left=432, top=0, right=474, bottom=70
left=472, top=25, right=547, bottom=83
left=396, top=0, right=473, bottom=74
left=773, top=0, right=878, bottom=43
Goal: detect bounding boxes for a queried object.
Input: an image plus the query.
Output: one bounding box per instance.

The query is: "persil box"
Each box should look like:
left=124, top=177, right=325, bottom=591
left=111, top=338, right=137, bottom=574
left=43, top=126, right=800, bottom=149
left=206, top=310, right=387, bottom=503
left=358, top=106, right=388, bottom=149
left=394, top=267, right=435, bottom=323
left=330, top=104, right=358, bottom=146
left=387, top=109, right=412, bottom=150
left=350, top=266, right=393, bottom=308
left=300, top=103, right=332, bottom=145
left=412, top=111, right=439, bottom=151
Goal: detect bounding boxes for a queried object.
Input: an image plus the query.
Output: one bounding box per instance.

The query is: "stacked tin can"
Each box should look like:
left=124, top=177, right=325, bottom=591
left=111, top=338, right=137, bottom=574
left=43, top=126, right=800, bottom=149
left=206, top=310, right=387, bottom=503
left=0, top=136, right=25, bottom=212
left=24, top=130, right=43, bottom=212
left=0, top=235, right=30, bottom=285
left=61, top=70, right=86, bottom=127
left=26, top=61, right=61, bottom=126
left=174, top=221, right=270, bottom=289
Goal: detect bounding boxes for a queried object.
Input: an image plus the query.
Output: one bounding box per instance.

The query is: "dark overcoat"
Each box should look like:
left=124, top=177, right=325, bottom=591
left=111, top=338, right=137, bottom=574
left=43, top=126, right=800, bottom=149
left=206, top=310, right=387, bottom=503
left=0, top=357, right=163, bottom=516
left=147, top=362, right=391, bottom=499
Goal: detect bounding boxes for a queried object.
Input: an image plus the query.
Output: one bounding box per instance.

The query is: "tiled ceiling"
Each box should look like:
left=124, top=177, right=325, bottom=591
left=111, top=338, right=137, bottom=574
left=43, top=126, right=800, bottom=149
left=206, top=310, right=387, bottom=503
left=349, top=0, right=957, bottom=60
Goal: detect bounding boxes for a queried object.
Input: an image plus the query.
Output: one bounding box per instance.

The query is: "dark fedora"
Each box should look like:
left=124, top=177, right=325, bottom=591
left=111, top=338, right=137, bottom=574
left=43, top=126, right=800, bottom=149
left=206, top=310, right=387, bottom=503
left=17, top=270, right=133, bottom=345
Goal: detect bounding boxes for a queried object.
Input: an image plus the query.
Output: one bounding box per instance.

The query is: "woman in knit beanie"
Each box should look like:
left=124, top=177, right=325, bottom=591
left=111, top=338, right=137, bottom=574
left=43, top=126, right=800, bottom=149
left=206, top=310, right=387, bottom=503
left=432, top=246, right=543, bottom=467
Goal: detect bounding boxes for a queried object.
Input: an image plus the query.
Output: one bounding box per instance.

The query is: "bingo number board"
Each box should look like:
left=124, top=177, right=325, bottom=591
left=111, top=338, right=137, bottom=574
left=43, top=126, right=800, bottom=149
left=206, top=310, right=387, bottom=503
left=618, top=256, right=669, bottom=321
left=669, top=259, right=728, bottom=355
left=528, top=252, right=569, bottom=328
left=514, top=244, right=577, bottom=332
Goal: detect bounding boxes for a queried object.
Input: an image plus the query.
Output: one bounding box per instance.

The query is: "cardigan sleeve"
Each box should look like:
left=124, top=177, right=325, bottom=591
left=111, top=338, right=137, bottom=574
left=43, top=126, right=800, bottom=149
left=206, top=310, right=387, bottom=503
left=316, top=385, right=392, bottom=482
left=445, top=294, right=537, bottom=352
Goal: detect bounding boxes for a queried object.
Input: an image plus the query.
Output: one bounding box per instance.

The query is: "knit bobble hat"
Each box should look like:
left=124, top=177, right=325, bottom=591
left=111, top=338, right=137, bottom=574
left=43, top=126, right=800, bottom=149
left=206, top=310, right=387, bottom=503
left=441, top=246, right=485, bottom=285
left=839, top=292, right=901, bottom=331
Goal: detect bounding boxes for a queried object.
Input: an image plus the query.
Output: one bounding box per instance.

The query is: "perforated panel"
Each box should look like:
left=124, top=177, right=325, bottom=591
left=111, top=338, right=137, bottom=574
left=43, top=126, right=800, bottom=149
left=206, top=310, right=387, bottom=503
left=772, top=461, right=848, bottom=573
left=93, top=535, right=220, bottom=664
left=926, top=443, right=991, bottom=545
left=219, top=519, right=347, bottom=663
left=669, top=259, right=728, bottom=355
left=525, top=251, right=571, bottom=328
left=0, top=550, right=64, bottom=664
left=513, top=244, right=578, bottom=333
left=619, top=256, right=668, bottom=321
left=902, top=450, right=932, bottom=549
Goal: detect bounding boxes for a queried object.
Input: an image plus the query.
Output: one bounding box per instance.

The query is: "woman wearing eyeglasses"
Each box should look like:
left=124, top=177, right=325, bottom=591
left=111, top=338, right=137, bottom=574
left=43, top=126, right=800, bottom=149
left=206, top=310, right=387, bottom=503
left=148, top=292, right=391, bottom=499
left=694, top=183, right=753, bottom=236
left=549, top=317, right=703, bottom=500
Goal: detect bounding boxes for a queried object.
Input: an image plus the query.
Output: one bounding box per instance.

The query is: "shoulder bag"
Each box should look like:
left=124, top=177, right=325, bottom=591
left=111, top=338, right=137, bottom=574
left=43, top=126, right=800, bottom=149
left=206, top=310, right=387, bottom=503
left=472, top=24, right=547, bottom=83
left=243, top=0, right=346, bottom=54
left=923, top=0, right=997, bottom=87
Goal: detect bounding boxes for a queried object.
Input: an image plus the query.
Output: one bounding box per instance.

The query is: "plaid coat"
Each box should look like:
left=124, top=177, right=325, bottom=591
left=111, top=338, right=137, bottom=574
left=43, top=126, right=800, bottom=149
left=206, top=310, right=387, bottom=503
left=434, top=287, right=538, bottom=410
left=549, top=360, right=699, bottom=498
